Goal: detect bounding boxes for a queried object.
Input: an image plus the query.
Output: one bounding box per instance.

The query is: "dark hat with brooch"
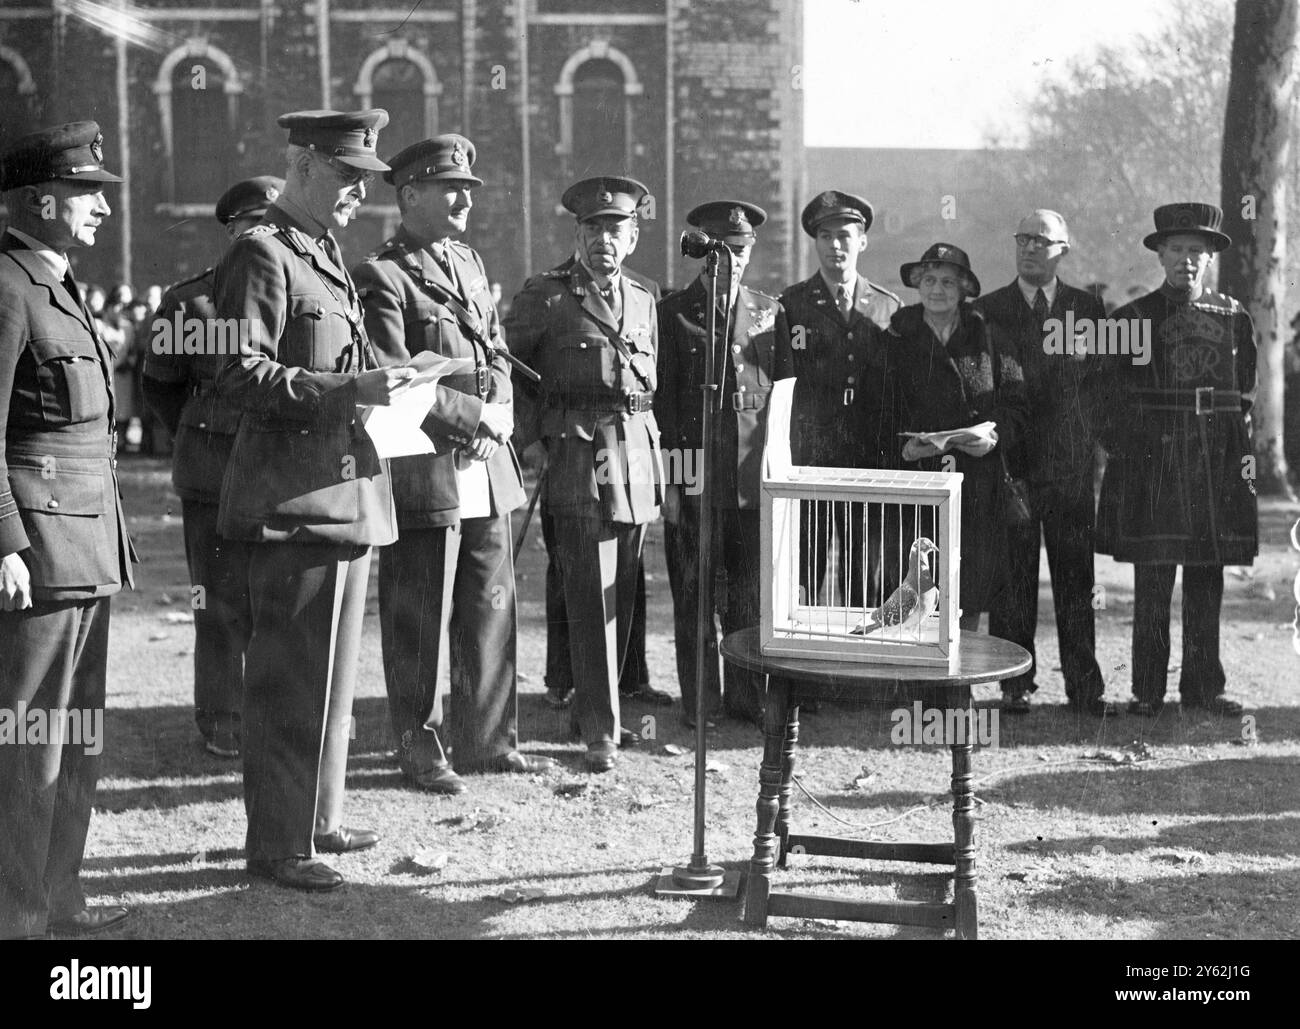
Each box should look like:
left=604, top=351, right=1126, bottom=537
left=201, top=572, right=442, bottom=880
left=801, top=189, right=874, bottom=236
left=1142, top=202, right=1232, bottom=252
left=215, top=176, right=285, bottom=225
left=561, top=175, right=650, bottom=221
left=383, top=134, right=483, bottom=188
left=900, top=242, right=981, bottom=298
left=687, top=200, right=767, bottom=245
left=0, top=120, right=123, bottom=190
left=277, top=109, right=391, bottom=171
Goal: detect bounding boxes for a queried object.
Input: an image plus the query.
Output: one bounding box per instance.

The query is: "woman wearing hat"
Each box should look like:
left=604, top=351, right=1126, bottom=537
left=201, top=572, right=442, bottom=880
left=1096, top=203, right=1257, bottom=718
left=891, top=243, right=1028, bottom=635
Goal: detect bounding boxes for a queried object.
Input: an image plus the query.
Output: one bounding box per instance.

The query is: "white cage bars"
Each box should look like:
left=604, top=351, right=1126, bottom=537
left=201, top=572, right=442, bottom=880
left=760, top=380, right=963, bottom=670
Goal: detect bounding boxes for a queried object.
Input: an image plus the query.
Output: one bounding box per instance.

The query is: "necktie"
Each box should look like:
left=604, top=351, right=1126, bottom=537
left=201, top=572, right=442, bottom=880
left=1033, top=287, right=1049, bottom=324
left=601, top=281, right=622, bottom=323
left=432, top=242, right=464, bottom=299
left=837, top=285, right=852, bottom=319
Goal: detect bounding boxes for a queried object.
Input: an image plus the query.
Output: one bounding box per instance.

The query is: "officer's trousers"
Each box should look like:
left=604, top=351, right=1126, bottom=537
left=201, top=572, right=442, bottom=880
left=242, top=541, right=370, bottom=861
left=1131, top=563, right=1227, bottom=705
left=0, top=598, right=110, bottom=938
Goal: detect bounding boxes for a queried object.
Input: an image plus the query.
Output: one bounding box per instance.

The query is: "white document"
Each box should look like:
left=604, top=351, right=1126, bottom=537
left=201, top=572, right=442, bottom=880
left=456, top=458, right=492, bottom=519
left=358, top=354, right=476, bottom=459
left=899, top=420, right=998, bottom=453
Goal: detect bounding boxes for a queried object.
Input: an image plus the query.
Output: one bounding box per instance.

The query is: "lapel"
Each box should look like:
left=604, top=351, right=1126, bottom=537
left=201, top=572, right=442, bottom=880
left=805, top=274, right=845, bottom=329
left=265, top=205, right=352, bottom=292
left=2, top=238, right=93, bottom=333
left=730, top=287, right=754, bottom=343
left=571, top=263, right=620, bottom=334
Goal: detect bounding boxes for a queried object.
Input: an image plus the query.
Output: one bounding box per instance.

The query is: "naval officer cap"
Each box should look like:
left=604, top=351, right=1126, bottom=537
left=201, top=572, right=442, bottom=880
left=801, top=189, right=874, bottom=236
left=687, top=200, right=767, bottom=245
left=277, top=109, right=391, bottom=171
left=0, top=120, right=123, bottom=191
left=214, top=175, right=285, bottom=225
left=383, top=134, right=483, bottom=188
left=561, top=175, right=650, bottom=221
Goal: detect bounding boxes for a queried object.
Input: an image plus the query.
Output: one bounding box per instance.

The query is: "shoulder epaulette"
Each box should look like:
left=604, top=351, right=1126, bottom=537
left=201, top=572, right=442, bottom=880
left=625, top=275, right=653, bottom=297
left=866, top=280, right=903, bottom=305
left=238, top=224, right=277, bottom=240
left=744, top=285, right=778, bottom=303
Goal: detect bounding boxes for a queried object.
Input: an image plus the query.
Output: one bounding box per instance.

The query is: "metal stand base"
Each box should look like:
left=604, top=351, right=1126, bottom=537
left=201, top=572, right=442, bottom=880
left=654, top=866, right=743, bottom=899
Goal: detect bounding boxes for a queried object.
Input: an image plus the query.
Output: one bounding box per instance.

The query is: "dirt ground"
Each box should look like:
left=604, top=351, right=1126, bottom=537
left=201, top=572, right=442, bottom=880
left=74, top=457, right=1300, bottom=939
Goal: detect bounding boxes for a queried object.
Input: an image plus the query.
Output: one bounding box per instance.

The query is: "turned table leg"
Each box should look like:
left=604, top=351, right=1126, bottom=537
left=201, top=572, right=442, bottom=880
left=744, top=675, right=790, bottom=926
left=776, top=682, right=801, bottom=868
left=950, top=687, right=978, bottom=940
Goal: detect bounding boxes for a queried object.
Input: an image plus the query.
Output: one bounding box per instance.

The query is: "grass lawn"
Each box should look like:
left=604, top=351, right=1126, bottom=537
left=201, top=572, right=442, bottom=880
left=77, top=457, right=1300, bottom=939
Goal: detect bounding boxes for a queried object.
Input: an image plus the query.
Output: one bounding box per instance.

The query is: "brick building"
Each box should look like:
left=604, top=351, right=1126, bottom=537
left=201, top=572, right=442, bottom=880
left=0, top=0, right=804, bottom=297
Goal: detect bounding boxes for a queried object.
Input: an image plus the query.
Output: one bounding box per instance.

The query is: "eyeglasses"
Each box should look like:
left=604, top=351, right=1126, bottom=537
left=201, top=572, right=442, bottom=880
left=318, top=154, right=375, bottom=189
left=1014, top=233, right=1067, bottom=251
left=919, top=273, right=962, bottom=290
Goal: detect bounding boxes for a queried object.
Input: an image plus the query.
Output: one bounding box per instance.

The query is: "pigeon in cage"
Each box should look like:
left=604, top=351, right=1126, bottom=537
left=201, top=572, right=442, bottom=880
left=850, top=537, right=939, bottom=637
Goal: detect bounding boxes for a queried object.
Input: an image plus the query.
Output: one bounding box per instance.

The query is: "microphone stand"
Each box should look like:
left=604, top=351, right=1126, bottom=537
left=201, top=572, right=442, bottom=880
left=658, top=245, right=741, bottom=898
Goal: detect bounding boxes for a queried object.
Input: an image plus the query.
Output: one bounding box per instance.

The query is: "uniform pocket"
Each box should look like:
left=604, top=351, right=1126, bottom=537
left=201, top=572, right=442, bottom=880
left=28, top=336, right=110, bottom=426
left=284, top=294, right=348, bottom=371
left=555, top=336, right=614, bottom=389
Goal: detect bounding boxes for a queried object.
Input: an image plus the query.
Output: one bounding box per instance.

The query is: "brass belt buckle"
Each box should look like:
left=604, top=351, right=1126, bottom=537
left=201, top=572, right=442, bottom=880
left=732, top=392, right=746, bottom=412
left=1195, top=386, right=1213, bottom=416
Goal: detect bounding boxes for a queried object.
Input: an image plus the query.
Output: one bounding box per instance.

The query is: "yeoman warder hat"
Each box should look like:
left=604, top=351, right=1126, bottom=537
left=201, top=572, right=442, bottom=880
left=1142, top=202, right=1232, bottom=252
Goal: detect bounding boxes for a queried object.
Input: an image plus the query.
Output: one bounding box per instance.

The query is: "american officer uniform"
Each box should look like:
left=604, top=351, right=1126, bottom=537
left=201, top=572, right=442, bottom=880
left=213, top=110, right=394, bottom=890
left=0, top=122, right=133, bottom=937
left=141, top=176, right=284, bottom=757
left=354, top=135, right=551, bottom=793
left=776, top=191, right=903, bottom=608
left=1096, top=203, right=1257, bottom=717
left=657, top=201, right=786, bottom=725
left=503, top=176, right=664, bottom=771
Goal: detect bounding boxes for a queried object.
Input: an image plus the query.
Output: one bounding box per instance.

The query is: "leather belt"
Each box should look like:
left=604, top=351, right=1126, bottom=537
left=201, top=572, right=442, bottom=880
left=556, top=390, right=654, bottom=414
left=1136, top=387, right=1242, bottom=415
left=731, top=391, right=767, bottom=412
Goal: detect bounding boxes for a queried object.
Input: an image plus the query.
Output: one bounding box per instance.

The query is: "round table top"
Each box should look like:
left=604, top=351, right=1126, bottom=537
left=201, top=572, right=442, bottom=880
left=720, top=628, right=1032, bottom=687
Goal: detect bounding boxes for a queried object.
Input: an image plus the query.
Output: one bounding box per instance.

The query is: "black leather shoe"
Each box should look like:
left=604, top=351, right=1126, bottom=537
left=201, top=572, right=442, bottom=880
left=585, top=741, right=619, bottom=772
left=619, top=726, right=640, bottom=748
left=313, top=826, right=380, bottom=853
left=621, top=683, right=674, bottom=707
left=1002, top=690, right=1032, bottom=714
left=408, top=763, right=468, bottom=794
left=48, top=905, right=131, bottom=936
left=203, top=732, right=240, bottom=758
left=1068, top=698, right=1119, bottom=717
left=466, top=751, right=557, bottom=774
left=683, top=715, right=719, bottom=731
left=1183, top=694, right=1244, bottom=716
left=544, top=686, right=573, bottom=709
left=1128, top=699, right=1164, bottom=717
left=247, top=857, right=344, bottom=892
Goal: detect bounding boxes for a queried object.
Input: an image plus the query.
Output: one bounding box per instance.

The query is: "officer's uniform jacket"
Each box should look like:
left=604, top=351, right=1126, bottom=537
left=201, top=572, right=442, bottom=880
left=656, top=278, right=787, bottom=509
left=1096, top=285, right=1258, bottom=566
left=212, top=204, right=396, bottom=545
left=0, top=233, right=134, bottom=599
left=503, top=259, right=663, bottom=523
left=353, top=225, right=525, bottom=528
left=142, top=269, right=246, bottom=504
left=776, top=272, right=903, bottom=468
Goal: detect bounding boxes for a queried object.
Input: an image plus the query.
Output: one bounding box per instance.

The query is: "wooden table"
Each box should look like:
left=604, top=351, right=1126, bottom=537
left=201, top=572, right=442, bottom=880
left=720, top=628, right=1031, bottom=939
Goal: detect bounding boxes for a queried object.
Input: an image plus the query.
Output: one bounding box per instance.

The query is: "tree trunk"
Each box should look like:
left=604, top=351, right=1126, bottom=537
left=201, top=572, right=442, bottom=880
left=1220, top=0, right=1299, bottom=498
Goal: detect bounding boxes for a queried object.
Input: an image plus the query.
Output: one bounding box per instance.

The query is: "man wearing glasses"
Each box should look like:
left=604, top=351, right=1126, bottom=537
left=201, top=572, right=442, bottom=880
left=503, top=176, right=663, bottom=772
left=214, top=110, right=418, bottom=890
left=976, top=210, right=1112, bottom=716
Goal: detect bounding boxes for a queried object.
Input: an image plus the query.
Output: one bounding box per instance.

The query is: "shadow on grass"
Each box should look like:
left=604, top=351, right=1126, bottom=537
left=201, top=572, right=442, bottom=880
left=1006, top=815, right=1300, bottom=860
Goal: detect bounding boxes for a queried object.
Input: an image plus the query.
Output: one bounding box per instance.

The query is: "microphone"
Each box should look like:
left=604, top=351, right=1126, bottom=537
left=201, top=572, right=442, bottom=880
left=680, top=229, right=729, bottom=259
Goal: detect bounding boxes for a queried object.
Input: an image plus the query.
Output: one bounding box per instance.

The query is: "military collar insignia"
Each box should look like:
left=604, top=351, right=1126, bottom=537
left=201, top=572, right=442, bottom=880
left=90, top=133, right=104, bottom=163
left=451, top=141, right=468, bottom=169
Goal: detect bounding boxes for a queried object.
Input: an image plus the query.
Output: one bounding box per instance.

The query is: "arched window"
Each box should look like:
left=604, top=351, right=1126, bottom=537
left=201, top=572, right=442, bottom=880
left=0, top=45, right=39, bottom=144
left=354, top=41, right=440, bottom=155
left=555, top=41, right=643, bottom=176
left=154, top=41, right=242, bottom=211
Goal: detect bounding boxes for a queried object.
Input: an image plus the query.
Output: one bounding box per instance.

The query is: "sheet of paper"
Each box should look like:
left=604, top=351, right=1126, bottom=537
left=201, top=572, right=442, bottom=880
left=359, top=353, right=476, bottom=459
left=456, top=458, right=491, bottom=519
left=899, top=421, right=997, bottom=453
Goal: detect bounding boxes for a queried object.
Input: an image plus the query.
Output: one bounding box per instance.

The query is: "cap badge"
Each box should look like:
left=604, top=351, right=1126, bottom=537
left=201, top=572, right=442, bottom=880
left=598, top=190, right=613, bottom=205
left=729, top=206, right=744, bottom=227
left=90, top=133, right=104, bottom=164
left=936, top=245, right=950, bottom=259
left=450, top=141, right=468, bottom=169
left=363, top=127, right=378, bottom=150
left=265, top=187, right=280, bottom=202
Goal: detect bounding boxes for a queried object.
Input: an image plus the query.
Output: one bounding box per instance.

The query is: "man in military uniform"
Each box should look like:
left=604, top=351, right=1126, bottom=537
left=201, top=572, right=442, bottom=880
left=777, top=190, right=902, bottom=611
left=354, top=134, right=554, bottom=794
left=214, top=109, right=417, bottom=891
left=142, top=175, right=284, bottom=758
left=503, top=176, right=663, bottom=772
left=1097, top=202, right=1257, bottom=718
left=657, top=200, right=787, bottom=727
left=0, top=121, right=133, bottom=937
left=977, top=209, right=1113, bottom=717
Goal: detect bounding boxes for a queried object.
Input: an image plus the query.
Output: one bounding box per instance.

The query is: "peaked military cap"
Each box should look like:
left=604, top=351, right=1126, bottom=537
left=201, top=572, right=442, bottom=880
left=687, top=200, right=767, bottom=245
left=1142, top=202, right=1232, bottom=252
left=277, top=109, right=391, bottom=171
left=383, top=134, right=483, bottom=188
left=900, top=242, right=981, bottom=298
left=561, top=175, right=649, bottom=221
left=801, top=189, right=873, bottom=236
left=215, top=175, right=285, bottom=225
left=0, top=120, right=122, bottom=191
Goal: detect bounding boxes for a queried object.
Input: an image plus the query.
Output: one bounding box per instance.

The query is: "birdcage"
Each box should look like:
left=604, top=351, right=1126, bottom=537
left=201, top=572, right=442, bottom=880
left=760, top=380, right=962, bottom=670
